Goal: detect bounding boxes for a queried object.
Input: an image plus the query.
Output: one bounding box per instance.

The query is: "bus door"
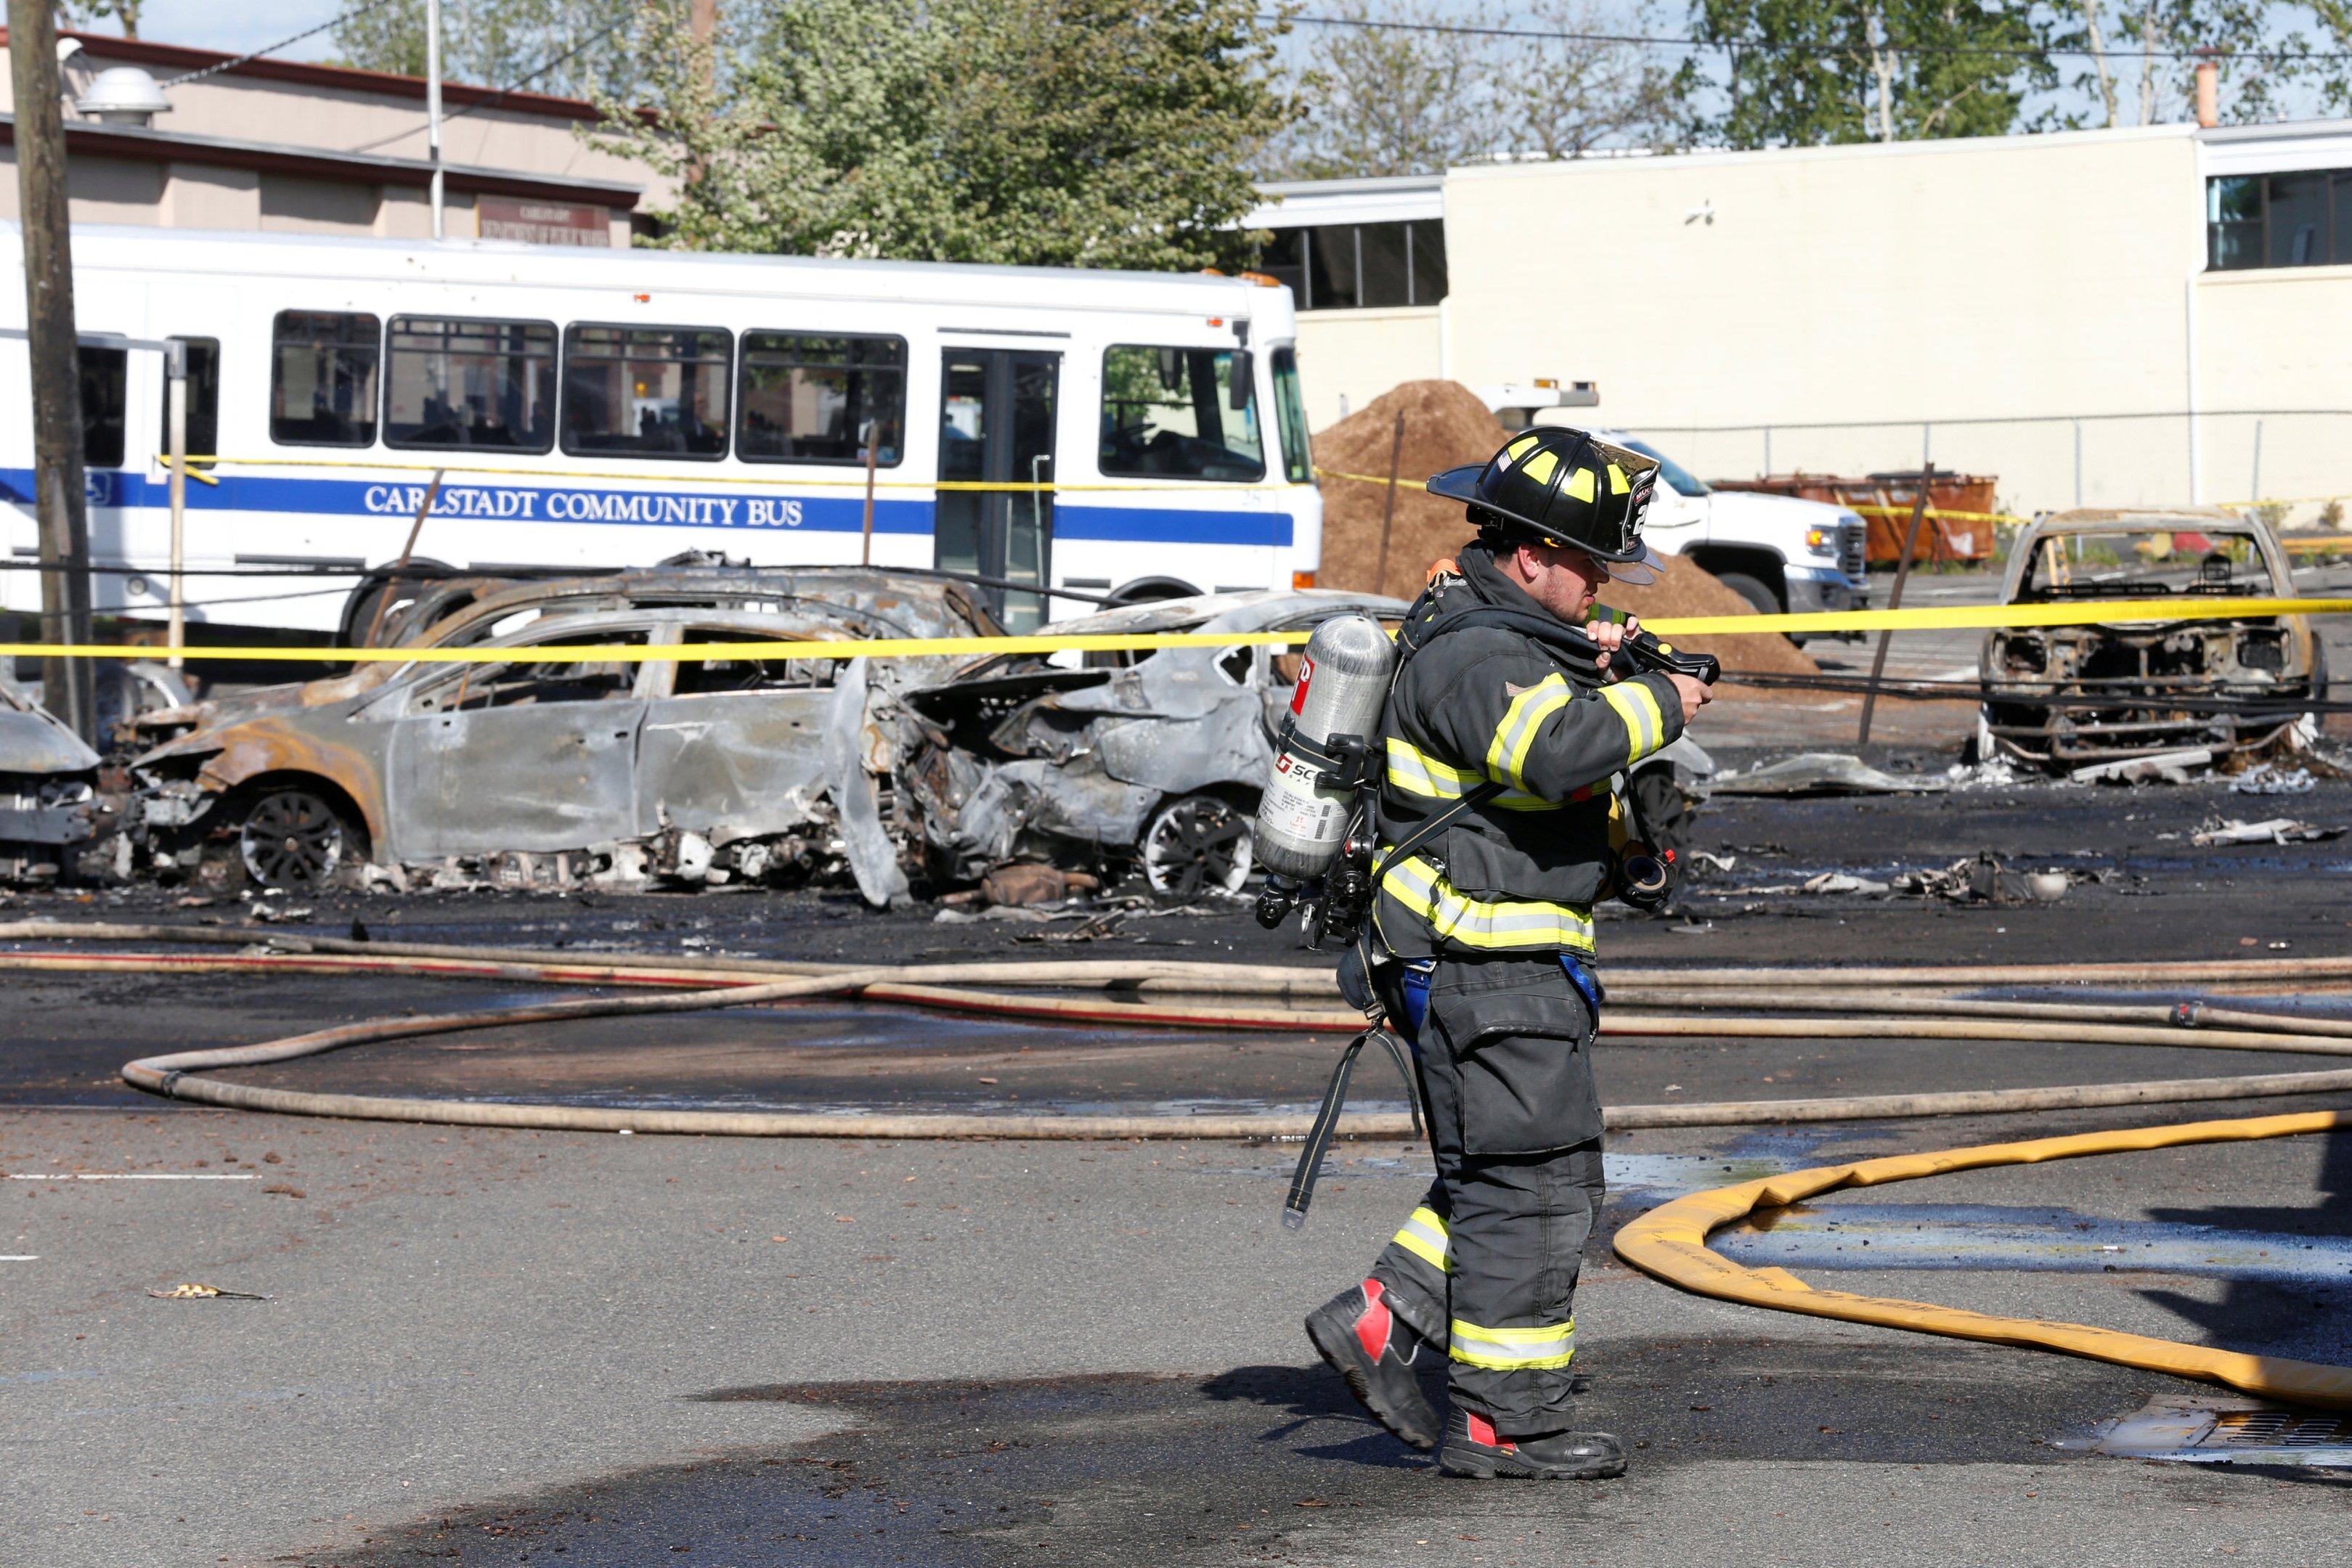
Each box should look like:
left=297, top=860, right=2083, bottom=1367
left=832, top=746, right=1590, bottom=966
left=935, top=348, right=1057, bottom=632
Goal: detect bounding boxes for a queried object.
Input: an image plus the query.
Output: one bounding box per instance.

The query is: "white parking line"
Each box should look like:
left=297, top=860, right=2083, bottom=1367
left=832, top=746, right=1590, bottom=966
left=1, top=1255, right=37, bottom=1261
left=5, top=1173, right=257, bottom=1181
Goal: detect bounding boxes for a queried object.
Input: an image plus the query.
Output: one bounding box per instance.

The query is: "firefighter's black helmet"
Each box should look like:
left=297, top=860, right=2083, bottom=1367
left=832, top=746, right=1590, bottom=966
left=1428, top=427, right=1666, bottom=583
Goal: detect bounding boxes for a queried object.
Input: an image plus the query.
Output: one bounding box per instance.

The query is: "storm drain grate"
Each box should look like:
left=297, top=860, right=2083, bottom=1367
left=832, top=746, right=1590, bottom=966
left=2079, top=1397, right=2352, bottom=1467
left=2207, top=1410, right=2352, bottom=1448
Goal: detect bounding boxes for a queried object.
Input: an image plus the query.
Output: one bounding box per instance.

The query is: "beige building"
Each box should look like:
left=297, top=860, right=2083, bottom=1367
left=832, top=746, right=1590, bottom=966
left=0, top=28, right=660, bottom=245
left=1249, top=123, right=2352, bottom=521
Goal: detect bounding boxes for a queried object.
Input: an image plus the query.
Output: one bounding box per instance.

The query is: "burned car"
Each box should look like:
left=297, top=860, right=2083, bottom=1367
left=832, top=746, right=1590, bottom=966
left=132, top=565, right=999, bottom=751
left=892, top=591, right=1716, bottom=898
left=129, top=600, right=976, bottom=894
left=0, top=679, right=101, bottom=883
left=1979, top=508, right=2320, bottom=768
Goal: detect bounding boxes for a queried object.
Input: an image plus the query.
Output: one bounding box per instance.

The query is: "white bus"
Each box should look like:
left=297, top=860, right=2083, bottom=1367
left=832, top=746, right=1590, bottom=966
left=0, top=226, right=1322, bottom=637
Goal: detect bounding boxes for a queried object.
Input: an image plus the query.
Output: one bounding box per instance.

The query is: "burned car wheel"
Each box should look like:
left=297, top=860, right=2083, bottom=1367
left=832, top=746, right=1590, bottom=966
left=1141, top=794, right=1253, bottom=899
left=237, top=788, right=350, bottom=890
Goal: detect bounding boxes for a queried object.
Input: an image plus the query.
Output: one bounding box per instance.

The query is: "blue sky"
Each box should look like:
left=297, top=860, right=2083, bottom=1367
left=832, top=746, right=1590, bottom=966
left=77, top=0, right=346, bottom=61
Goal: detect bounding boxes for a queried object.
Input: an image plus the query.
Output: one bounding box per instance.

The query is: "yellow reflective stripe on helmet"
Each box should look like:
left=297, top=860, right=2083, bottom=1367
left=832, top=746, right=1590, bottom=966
left=1379, top=855, right=1596, bottom=953
left=1449, top=1317, right=1576, bottom=1371
left=1563, top=466, right=1595, bottom=503
left=1391, top=1205, right=1452, bottom=1273
left=1521, top=448, right=1559, bottom=486
left=1606, top=462, right=1630, bottom=495
left=1484, top=672, right=1571, bottom=792
left=1598, top=679, right=1667, bottom=767
left=1504, top=434, right=1539, bottom=464
left=1385, top=737, right=1558, bottom=812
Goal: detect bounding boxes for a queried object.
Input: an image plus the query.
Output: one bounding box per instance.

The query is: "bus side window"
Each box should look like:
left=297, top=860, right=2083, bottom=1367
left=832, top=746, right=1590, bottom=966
left=160, top=338, right=221, bottom=471
left=272, top=311, right=380, bottom=446
left=1098, top=344, right=1265, bottom=482
left=738, top=332, right=906, bottom=465
left=78, top=344, right=127, bottom=469
left=386, top=317, right=556, bottom=453
left=561, top=324, right=731, bottom=460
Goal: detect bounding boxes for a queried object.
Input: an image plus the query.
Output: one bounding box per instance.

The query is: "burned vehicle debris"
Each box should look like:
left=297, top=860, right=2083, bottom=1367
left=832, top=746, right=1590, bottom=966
left=129, top=590, right=983, bottom=894
left=892, top=590, right=1714, bottom=899
left=132, top=565, right=999, bottom=750
left=0, top=679, right=102, bottom=883
left=896, top=592, right=1401, bottom=896
left=1979, top=509, right=2321, bottom=769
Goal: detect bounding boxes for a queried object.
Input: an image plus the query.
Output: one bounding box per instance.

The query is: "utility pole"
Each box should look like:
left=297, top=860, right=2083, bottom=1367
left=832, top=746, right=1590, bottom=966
left=426, top=0, right=445, bottom=238
left=9, top=0, right=95, bottom=740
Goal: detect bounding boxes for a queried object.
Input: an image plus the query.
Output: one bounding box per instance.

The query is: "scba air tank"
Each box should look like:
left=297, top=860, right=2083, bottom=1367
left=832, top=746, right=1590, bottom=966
left=1252, top=613, right=1396, bottom=887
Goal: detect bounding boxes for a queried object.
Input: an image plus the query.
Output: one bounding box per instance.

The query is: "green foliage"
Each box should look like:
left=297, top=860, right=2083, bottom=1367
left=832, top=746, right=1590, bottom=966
left=332, top=0, right=648, bottom=100
left=590, top=0, right=1298, bottom=269
left=1271, top=0, right=1677, bottom=178
left=62, top=0, right=143, bottom=39
left=1685, top=0, right=2053, bottom=147
left=2056, top=0, right=2316, bottom=127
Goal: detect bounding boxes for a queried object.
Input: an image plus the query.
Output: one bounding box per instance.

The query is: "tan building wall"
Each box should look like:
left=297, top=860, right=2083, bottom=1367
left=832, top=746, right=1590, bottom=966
left=1443, top=128, right=2217, bottom=519
left=1293, top=305, right=1443, bottom=430
left=0, top=32, right=656, bottom=245
left=2192, top=263, right=2352, bottom=513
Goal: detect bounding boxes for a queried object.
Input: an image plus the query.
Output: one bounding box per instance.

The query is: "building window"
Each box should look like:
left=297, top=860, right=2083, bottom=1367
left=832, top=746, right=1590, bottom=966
left=386, top=317, right=557, bottom=452
left=1099, top=345, right=1265, bottom=481
left=561, top=324, right=731, bottom=459
left=160, top=338, right=221, bottom=470
left=1271, top=346, right=1313, bottom=485
left=78, top=344, right=127, bottom=469
left=271, top=310, right=380, bottom=446
left=2206, top=172, right=2352, bottom=270
left=737, top=332, right=906, bottom=465
left=1249, top=221, right=1448, bottom=310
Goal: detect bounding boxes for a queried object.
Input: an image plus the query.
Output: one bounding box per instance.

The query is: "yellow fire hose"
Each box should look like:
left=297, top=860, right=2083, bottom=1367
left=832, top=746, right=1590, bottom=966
left=1613, top=1110, right=2352, bottom=1410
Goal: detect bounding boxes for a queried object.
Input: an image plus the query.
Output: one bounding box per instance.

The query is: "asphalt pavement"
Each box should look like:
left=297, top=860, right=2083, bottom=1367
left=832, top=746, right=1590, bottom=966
left=7, top=771, right=2352, bottom=1567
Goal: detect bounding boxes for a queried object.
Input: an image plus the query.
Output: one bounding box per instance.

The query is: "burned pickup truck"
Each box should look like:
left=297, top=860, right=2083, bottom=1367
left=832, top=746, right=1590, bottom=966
left=1979, top=508, right=2321, bottom=769
left=129, top=574, right=993, bottom=893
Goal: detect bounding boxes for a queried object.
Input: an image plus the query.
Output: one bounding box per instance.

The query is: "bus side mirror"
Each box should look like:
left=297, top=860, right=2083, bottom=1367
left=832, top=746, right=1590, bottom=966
left=1229, top=348, right=1253, bottom=411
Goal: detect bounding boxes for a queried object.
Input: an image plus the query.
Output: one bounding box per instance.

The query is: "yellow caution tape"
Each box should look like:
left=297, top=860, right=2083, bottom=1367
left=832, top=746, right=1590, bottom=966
left=1322, top=469, right=1431, bottom=492
left=2279, top=535, right=2352, bottom=552
left=6, top=597, right=2338, bottom=663
left=1844, top=502, right=2032, bottom=528
left=137, top=454, right=1303, bottom=495
left=1614, top=1109, right=2352, bottom=1409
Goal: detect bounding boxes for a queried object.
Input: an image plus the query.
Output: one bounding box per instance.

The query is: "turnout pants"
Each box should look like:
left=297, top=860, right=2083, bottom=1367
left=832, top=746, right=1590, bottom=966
left=1363, top=955, right=1608, bottom=1436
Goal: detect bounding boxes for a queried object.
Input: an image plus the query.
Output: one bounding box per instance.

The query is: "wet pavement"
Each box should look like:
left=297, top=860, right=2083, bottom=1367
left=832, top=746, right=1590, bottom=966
left=7, top=776, right=2352, bottom=1566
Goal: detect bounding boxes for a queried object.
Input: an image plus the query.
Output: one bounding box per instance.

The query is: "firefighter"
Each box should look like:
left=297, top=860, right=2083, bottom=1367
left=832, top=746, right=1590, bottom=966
left=1303, top=425, right=1712, bottom=1479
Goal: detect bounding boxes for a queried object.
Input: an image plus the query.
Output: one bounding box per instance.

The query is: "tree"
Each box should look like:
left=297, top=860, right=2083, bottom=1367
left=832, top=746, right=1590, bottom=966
left=62, top=0, right=142, bottom=38
left=333, top=0, right=648, bottom=101
left=1270, top=0, right=1675, bottom=178
left=590, top=0, right=1298, bottom=269
left=1684, top=0, right=2055, bottom=147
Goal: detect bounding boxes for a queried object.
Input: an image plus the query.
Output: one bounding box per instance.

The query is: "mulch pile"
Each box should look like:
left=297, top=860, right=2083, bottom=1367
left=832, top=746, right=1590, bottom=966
left=1311, top=380, right=1818, bottom=678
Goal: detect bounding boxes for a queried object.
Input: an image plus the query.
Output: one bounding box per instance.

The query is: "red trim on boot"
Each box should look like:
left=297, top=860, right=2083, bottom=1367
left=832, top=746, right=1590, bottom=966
left=1463, top=1411, right=1515, bottom=1451
left=1351, top=1278, right=1393, bottom=1362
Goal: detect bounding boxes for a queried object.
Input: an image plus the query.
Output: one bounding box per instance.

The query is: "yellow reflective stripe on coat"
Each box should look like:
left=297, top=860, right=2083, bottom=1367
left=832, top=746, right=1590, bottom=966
left=1484, top=673, right=1572, bottom=792
left=1598, top=680, right=1667, bottom=768
left=1392, top=1206, right=1452, bottom=1273
left=1385, top=737, right=1558, bottom=812
left=1449, top=1317, right=1576, bottom=1371
left=1379, top=854, right=1596, bottom=954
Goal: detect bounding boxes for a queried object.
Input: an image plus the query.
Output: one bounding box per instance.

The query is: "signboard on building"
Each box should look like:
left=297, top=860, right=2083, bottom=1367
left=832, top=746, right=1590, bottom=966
left=476, top=199, right=610, bottom=247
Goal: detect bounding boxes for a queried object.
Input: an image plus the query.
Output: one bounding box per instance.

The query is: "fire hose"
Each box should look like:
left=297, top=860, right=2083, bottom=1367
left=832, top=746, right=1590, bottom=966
left=4, top=922, right=2352, bottom=1139
left=9, top=920, right=2352, bottom=1410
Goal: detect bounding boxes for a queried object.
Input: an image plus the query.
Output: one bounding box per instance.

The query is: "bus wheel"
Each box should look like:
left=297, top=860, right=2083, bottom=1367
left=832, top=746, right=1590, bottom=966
left=237, top=786, right=351, bottom=890
left=1140, top=793, right=1253, bottom=899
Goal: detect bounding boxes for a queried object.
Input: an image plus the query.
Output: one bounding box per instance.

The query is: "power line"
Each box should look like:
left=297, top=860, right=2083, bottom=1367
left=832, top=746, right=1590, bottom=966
left=341, top=12, right=635, bottom=156
left=1276, top=11, right=2352, bottom=66
left=158, top=0, right=407, bottom=89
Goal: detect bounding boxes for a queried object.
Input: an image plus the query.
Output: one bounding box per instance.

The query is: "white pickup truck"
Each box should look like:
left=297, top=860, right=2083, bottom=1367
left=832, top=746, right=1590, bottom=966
left=1610, top=432, right=1871, bottom=629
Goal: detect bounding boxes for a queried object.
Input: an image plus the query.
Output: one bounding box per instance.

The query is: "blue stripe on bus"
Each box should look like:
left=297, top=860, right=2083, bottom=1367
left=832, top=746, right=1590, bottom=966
left=7, top=469, right=1290, bottom=547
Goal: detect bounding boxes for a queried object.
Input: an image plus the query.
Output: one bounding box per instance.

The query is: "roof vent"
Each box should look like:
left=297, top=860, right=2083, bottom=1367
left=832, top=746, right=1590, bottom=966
left=76, top=67, right=172, bottom=128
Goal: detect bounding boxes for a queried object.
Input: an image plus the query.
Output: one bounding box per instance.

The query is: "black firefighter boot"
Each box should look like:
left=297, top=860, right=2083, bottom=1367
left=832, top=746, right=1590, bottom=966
left=1439, top=1407, right=1627, bottom=1480
left=1304, top=1279, right=1442, bottom=1451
